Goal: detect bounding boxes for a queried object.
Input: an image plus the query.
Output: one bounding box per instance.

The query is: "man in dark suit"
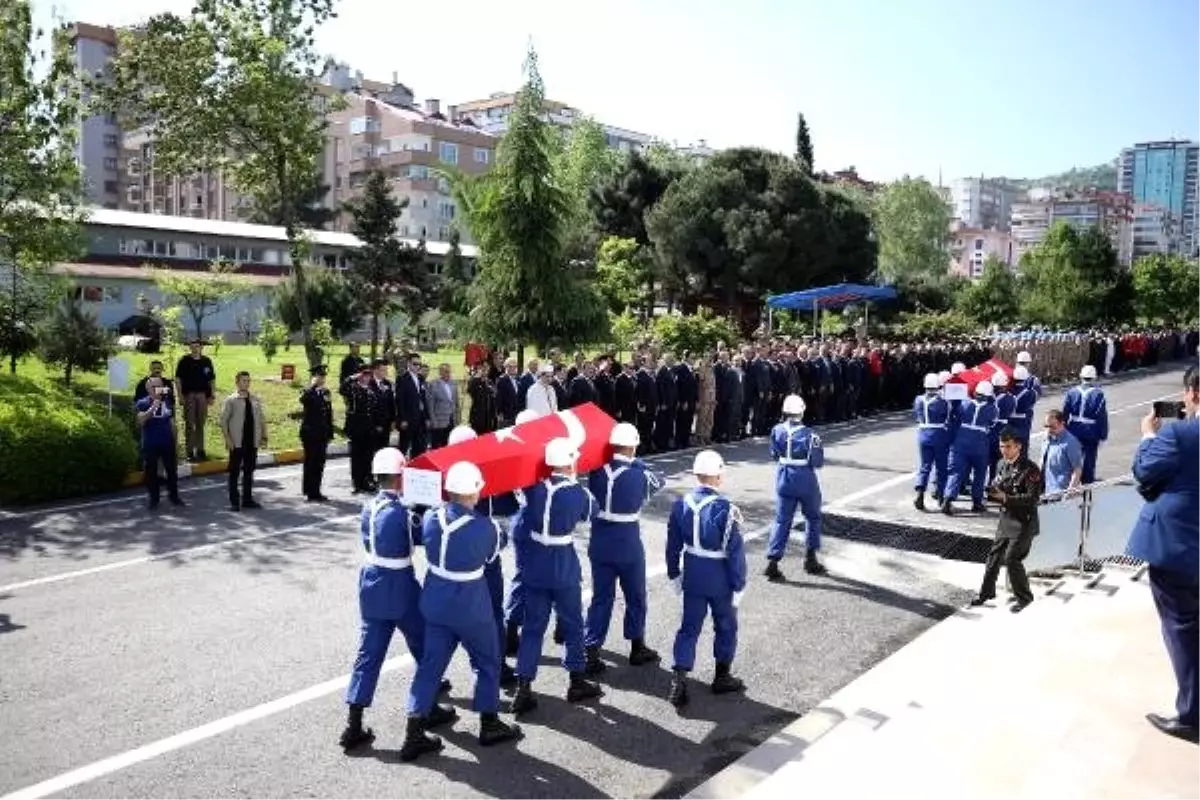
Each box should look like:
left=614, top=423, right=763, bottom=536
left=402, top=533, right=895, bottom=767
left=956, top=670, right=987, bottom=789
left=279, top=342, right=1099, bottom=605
left=495, top=357, right=521, bottom=428
left=654, top=354, right=678, bottom=451
left=567, top=361, right=598, bottom=408
left=614, top=362, right=638, bottom=424
left=635, top=358, right=657, bottom=454
left=1126, top=366, right=1200, bottom=743
left=369, top=358, right=396, bottom=456
left=338, top=342, right=364, bottom=399
left=594, top=358, right=617, bottom=418
left=396, top=353, right=428, bottom=457
left=673, top=357, right=697, bottom=450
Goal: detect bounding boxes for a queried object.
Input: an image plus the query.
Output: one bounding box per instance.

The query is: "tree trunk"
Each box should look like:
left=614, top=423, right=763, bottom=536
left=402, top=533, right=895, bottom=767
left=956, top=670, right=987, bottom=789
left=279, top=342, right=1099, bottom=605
left=369, top=311, right=380, bottom=359
left=9, top=354, right=15, bottom=374
left=516, top=343, right=525, bottom=372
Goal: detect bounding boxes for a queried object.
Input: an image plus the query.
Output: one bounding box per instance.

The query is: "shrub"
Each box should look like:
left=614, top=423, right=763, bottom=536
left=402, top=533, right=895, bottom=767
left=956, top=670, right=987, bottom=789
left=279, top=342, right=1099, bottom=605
left=651, top=308, right=741, bottom=356
left=0, top=375, right=139, bottom=505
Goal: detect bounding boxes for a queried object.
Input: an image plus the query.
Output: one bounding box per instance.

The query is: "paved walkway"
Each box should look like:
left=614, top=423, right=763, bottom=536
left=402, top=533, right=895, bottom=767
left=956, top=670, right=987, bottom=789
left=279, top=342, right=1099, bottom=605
left=688, top=566, right=1199, bottom=800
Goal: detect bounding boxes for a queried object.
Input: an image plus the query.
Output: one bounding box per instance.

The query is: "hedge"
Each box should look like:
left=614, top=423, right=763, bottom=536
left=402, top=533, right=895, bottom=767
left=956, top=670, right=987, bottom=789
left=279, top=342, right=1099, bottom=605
left=0, top=375, right=139, bottom=506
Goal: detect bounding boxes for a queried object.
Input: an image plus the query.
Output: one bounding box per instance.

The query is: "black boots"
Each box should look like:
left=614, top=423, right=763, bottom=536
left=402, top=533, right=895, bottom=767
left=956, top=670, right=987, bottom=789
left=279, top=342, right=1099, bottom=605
left=479, top=712, right=522, bottom=746
left=338, top=704, right=375, bottom=750
left=584, top=646, right=607, bottom=676
left=438, top=677, right=452, bottom=695
left=425, top=703, right=458, bottom=729
left=628, top=639, right=660, bottom=666
left=500, top=661, right=518, bottom=689
left=914, top=491, right=925, bottom=511
left=505, top=622, right=520, bottom=657
left=803, top=551, right=827, bottom=576
left=567, top=672, right=602, bottom=703
left=764, top=559, right=785, bottom=582
left=511, top=678, right=537, bottom=716
left=711, top=662, right=746, bottom=694
left=668, top=668, right=689, bottom=708
left=398, top=715, right=443, bottom=762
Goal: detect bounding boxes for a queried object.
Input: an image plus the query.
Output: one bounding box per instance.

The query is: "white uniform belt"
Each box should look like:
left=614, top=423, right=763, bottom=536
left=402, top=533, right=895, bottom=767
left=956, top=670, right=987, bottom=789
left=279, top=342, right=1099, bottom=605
left=918, top=423, right=945, bottom=429
left=777, top=457, right=809, bottom=466
left=961, top=424, right=990, bottom=432
left=1009, top=413, right=1026, bottom=419
left=684, top=545, right=727, bottom=560
left=1069, top=416, right=1096, bottom=424
left=427, top=563, right=484, bottom=582
left=364, top=553, right=413, bottom=569
left=531, top=532, right=574, bottom=546
left=596, top=511, right=640, bottom=523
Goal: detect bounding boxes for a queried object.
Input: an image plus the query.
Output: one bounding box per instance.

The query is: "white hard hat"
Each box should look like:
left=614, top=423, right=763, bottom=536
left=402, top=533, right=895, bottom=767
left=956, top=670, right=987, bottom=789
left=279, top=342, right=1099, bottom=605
left=609, top=422, right=640, bottom=448
left=515, top=409, right=540, bottom=425
left=447, top=425, right=477, bottom=445
left=545, top=437, right=579, bottom=468
left=782, top=394, right=805, bottom=416
left=923, top=373, right=940, bottom=390
left=692, top=449, right=725, bottom=477
left=992, top=372, right=1009, bottom=387
left=1080, top=365, right=1097, bottom=380
left=976, top=380, right=995, bottom=397
left=1017, top=351, right=1032, bottom=363
left=1013, top=365, right=1030, bottom=381
left=445, top=461, right=485, bottom=495
left=371, top=447, right=406, bottom=475
left=951, top=362, right=966, bottom=375
left=937, top=370, right=951, bottom=385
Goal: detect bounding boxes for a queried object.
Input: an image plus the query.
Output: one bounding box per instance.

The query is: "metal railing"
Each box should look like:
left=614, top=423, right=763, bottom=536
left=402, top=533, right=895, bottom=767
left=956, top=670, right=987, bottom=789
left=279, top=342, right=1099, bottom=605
left=1024, top=475, right=1145, bottom=581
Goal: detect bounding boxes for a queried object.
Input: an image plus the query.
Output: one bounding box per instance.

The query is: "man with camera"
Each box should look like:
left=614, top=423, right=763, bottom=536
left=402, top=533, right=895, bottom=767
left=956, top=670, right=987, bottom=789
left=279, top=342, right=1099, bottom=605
left=1126, top=367, right=1199, bottom=744
left=135, top=377, right=185, bottom=510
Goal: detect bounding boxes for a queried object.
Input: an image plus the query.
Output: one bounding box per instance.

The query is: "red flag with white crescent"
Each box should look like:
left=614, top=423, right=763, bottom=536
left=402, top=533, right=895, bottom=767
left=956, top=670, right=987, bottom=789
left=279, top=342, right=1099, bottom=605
left=947, top=358, right=1015, bottom=396
left=405, top=403, right=617, bottom=501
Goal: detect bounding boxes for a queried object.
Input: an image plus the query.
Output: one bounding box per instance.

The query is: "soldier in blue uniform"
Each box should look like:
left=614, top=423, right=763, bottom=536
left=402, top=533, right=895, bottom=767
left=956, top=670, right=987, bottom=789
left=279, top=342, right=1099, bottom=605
left=510, top=438, right=603, bottom=715
left=1016, top=351, right=1044, bottom=396
left=764, top=395, right=826, bottom=580
left=399, top=461, right=523, bottom=761
left=583, top=423, right=665, bottom=675
left=447, top=424, right=522, bottom=688
left=1009, top=365, right=1038, bottom=455
left=666, top=450, right=748, bottom=708
left=988, top=373, right=1017, bottom=483
left=913, top=373, right=953, bottom=511
left=503, top=409, right=543, bottom=657
left=1063, top=365, right=1108, bottom=484
left=942, top=381, right=999, bottom=515
left=339, top=448, right=448, bottom=751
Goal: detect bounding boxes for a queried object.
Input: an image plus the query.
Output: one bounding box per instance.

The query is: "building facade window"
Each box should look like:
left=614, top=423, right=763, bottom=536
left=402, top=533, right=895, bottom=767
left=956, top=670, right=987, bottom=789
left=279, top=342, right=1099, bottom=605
left=103, top=134, right=118, bottom=147
left=474, top=147, right=490, bottom=164
left=439, top=142, right=458, bottom=165
left=349, top=116, right=380, bottom=135
left=974, top=238, right=984, bottom=250
left=438, top=201, right=455, bottom=219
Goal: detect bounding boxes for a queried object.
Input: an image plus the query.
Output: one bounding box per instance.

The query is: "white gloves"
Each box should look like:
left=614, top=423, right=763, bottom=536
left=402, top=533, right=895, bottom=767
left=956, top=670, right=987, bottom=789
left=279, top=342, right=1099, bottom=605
left=732, top=591, right=745, bottom=609
left=670, top=576, right=683, bottom=597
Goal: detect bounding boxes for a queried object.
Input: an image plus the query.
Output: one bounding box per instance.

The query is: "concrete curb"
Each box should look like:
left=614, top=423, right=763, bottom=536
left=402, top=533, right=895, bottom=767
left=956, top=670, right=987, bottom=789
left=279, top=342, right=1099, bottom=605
left=121, top=440, right=353, bottom=488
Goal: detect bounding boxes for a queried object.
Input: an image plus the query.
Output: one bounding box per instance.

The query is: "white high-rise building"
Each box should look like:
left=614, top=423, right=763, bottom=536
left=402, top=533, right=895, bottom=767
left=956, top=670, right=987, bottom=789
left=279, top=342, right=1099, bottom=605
left=949, top=178, right=1017, bottom=231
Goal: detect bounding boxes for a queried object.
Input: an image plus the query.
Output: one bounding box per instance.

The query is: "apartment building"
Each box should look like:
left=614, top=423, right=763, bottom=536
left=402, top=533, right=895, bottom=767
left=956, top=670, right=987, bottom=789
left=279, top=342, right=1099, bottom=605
left=1117, top=140, right=1199, bottom=256
left=65, top=22, right=123, bottom=208
left=1130, top=203, right=1178, bottom=261
left=950, top=225, right=1014, bottom=278
left=949, top=177, right=1017, bottom=231
left=120, top=128, right=246, bottom=220
left=325, top=93, right=498, bottom=243
left=1010, top=190, right=1133, bottom=266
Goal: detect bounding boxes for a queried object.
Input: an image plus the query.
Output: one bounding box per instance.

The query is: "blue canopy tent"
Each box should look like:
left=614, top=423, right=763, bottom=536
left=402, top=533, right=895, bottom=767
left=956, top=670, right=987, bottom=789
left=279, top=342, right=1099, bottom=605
left=765, top=283, right=899, bottom=336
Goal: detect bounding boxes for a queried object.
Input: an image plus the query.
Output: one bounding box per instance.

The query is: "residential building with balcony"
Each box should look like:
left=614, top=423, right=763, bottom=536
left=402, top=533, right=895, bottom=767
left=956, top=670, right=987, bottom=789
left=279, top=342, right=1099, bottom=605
left=1117, top=140, right=1199, bottom=256
left=949, top=177, right=1017, bottom=231
left=325, top=94, right=497, bottom=243
left=950, top=225, right=1014, bottom=278
left=1010, top=191, right=1133, bottom=267
left=1130, top=203, right=1179, bottom=261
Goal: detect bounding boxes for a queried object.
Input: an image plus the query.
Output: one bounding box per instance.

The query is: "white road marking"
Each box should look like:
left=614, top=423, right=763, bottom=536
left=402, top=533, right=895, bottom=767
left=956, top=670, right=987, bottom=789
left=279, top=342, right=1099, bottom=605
left=0, top=520, right=776, bottom=800
left=0, top=515, right=358, bottom=595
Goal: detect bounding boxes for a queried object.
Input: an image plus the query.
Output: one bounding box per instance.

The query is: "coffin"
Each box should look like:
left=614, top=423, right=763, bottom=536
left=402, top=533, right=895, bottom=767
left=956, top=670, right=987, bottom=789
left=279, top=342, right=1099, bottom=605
left=402, top=403, right=617, bottom=505
left=947, top=358, right=1015, bottom=397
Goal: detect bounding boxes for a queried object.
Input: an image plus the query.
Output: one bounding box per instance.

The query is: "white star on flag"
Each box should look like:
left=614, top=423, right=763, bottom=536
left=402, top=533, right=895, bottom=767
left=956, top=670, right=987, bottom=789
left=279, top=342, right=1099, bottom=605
left=495, top=425, right=524, bottom=444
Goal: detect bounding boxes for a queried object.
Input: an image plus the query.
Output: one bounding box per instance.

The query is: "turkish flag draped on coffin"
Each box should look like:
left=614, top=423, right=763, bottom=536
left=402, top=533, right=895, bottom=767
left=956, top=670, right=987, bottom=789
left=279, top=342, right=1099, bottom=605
left=947, top=358, right=1015, bottom=396
left=405, top=403, right=617, bottom=502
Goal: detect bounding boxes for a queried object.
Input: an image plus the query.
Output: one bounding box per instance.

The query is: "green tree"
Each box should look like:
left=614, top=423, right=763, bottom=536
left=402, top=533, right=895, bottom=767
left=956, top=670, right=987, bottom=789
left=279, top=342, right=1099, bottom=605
left=454, top=47, right=607, bottom=360
left=241, top=167, right=336, bottom=230
left=98, top=0, right=341, bottom=369
left=595, top=236, right=649, bottom=315
left=794, top=111, right=814, bottom=173
left=38, top=299, right=115, bottom=387
left=1132, top=253, right=1200, bottom=325
left=344, top=169, right=432, bottom=357
left=955, top=256, right=1019, bottom=324
left=557, top=117, right=618, bottom=257
left=256, top=317, right=289, bottom=362
left=150, top=260, right=254, bottom=340
left=873, top=177, right=953, bottom=280
left=437, top=227, right=473, bottom=319
left=0, top=1, right=86, bottom=373
left=651, top=309, right=741, bottom=356
left=1017, top=222, right=1113, bottom=328
left=273, top=266, right=362, bottom=338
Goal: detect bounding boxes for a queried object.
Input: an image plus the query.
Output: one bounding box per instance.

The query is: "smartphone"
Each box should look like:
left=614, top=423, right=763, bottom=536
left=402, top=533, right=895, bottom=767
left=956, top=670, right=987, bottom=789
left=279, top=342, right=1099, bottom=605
left=1153, top=400, right=1185, bottom=420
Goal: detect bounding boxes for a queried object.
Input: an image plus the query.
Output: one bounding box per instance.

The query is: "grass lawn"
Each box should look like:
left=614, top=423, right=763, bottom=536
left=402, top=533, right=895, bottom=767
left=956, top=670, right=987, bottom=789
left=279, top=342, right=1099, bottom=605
left=9, top=343, right=473, bottom=463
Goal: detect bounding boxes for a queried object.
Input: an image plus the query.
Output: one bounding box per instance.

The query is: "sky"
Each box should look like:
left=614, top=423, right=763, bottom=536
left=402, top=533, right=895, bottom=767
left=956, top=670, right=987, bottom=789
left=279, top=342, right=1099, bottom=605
left=36, top=0, right=1200, bottom=182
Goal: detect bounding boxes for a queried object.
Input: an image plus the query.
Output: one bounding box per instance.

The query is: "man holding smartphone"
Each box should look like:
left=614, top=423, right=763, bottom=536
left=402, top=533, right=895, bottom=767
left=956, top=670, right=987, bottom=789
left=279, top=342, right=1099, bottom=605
left=1126, top=366, right=1199, bottom=743
left=135, top=377, right=185, bottom=510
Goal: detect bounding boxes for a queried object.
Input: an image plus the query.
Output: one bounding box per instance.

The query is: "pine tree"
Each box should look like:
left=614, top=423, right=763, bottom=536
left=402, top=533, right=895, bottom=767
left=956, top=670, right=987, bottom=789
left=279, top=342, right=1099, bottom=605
left=795, top=112, right=814, bottom=174
left=38, top=298, right=115, bottom=387
left=438, top=228, right=473, bottom=318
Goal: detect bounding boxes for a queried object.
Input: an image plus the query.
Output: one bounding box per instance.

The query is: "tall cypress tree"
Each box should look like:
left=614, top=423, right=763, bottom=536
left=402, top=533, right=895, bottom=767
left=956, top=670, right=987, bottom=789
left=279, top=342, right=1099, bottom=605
left=795, top=112, right=814, bottom=174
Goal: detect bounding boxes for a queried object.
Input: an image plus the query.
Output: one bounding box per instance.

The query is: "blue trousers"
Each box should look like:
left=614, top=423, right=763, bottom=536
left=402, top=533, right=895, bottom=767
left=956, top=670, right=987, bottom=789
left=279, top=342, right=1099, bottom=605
left=584, top=556, right=647, bottom=648
left=1080, top=441, right=1099, bottom=484
left=767, top=492, right=822, bottom=559
left=486, top=559, right=506, bottom=654
left=673, top=592, right=737, bottom=672
left=915, top=441, right=949, bottom=496
left=406, top=619, right=501, bottom=715
left=346, top=608, right=425, bottom=706
left=1148, top=566, right=1199, bottom=726
left=945, top=447, right=988, bottom=505
left=516, top=584, right=585, bottom=680
left=503, top=572, right=525, bottom=627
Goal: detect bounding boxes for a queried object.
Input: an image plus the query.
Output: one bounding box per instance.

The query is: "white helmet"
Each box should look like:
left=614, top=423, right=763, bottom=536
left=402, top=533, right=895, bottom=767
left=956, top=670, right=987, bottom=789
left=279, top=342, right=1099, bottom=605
left=545, top=437, right=579, bottom=468
left=692, top=449, right=725, bottom=477
left=976, top=380, right=995, bottom=397
left=515, top=409, right=540, bottom=425
left=447, top=425, right=477, bottom=445
left=923, top=373, right=940, bottom=390
left=1080, top=365, right=1097, bottom=380
left=938, top=370, right=951, bottom=386
left=782, top=394, right=805, bottom=416
left=1013, top=365, right=1030, bottom=381
left=951, top=362, right=966, bottom=375
left=1017, top=351, right=1032, bottom=364
left=609, top=422, right=640, bottom=448
left=371, top=447, right=406, bottom=475
left=445, top=461, right=485, bottom=495
left=992, top=372, right=1009, bottom=388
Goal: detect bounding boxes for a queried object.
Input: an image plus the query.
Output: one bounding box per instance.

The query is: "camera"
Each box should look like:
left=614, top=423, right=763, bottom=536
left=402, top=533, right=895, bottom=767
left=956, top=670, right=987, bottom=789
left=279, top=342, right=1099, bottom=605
left=1153, top=400, right=1185, bottom=420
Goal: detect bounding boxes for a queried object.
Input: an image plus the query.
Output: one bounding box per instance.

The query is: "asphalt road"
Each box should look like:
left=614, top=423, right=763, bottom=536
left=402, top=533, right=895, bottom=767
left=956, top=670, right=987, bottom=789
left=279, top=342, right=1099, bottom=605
left=0, top=365, right=1185, bottom=799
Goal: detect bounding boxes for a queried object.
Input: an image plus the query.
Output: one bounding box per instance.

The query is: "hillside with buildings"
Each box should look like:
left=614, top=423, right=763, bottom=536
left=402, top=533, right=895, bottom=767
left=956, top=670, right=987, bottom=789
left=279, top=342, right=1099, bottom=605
left=1001, top=161, right=1119, bottom=192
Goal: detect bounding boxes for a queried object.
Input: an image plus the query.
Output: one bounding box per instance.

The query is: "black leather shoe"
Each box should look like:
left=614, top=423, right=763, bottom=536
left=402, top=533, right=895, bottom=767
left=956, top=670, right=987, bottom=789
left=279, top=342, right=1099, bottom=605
left=1147, top=713, right=1199, bottom=743
left=968, top=594, right=995, bottom=607
left=1010, top=600, right=1032, bottom=614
